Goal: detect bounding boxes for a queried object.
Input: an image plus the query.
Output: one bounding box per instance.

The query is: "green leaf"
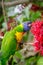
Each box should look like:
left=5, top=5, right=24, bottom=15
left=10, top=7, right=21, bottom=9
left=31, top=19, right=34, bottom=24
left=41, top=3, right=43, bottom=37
left=22, top=32, right=29, bottom=42
left=37, top=57, right=43, bottom=65
left=40, top=2, right=43, bottom=7
left=30, top=11, right=41, bottom=22
left=15, top=51, right=23, bottom=59
left=13, top=51, right=24, bottom=64
left=25, top=57, right=36, bottom=65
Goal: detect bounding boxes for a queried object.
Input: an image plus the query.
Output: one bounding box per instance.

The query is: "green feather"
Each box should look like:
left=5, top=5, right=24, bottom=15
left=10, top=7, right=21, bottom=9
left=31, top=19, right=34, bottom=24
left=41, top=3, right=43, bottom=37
left=0, top=24, right=24, bottom=65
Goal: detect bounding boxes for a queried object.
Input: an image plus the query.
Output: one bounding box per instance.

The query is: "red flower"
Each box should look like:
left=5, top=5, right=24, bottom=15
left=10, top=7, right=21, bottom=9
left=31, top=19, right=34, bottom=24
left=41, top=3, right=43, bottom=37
left=33, top=41, right=40, bottom=51
left=31, top=20, right=43, bottom=55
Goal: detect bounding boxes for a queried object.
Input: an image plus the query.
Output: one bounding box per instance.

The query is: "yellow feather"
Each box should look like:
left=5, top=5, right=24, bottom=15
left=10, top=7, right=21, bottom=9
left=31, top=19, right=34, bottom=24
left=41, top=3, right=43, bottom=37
left=15, top=31, right=24, bottom=43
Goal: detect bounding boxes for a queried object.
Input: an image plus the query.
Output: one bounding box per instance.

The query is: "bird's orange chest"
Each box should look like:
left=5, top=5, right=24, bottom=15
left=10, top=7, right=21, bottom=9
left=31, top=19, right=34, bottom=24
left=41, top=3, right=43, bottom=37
left=15, top=31, right=24, bottom=43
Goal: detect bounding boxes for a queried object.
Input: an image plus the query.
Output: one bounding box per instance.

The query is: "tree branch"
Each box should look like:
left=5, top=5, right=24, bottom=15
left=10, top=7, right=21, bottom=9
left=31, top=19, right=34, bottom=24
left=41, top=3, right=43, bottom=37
left=19, top=43, right=38, bottom=59
left=0, top=0, right=30, bottom=7
left=2, top=0, right=7, bottom=22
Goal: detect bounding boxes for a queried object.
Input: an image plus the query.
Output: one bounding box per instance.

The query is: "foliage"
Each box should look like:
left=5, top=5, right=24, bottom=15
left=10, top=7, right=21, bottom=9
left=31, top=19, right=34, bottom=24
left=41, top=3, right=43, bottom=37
left=12, top=50, right=40, bottom=65
left=29, top=11, right=41, bottom=22
left=33, top=1, right=43, bottom=7
left=16, top=7, right=41, bottom=24
left=25, top=56, right=36, bottom=65
left=37, top=57, right=43, bottom=65
left=0, top=2, right=43, bottom=65
left=0, top=16, right=4, bottom=23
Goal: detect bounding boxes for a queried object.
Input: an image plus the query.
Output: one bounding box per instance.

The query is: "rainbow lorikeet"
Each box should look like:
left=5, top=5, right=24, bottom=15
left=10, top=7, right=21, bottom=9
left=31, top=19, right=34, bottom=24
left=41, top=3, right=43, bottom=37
left=0, top=22, right=31, bottom=65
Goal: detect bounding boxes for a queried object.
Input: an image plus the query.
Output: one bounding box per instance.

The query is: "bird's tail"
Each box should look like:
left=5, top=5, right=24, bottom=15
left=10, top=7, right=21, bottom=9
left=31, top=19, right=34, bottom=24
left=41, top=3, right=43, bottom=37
left=0, top=51, right=6, bottom=65
left=1, top=60, right=6, bottom=65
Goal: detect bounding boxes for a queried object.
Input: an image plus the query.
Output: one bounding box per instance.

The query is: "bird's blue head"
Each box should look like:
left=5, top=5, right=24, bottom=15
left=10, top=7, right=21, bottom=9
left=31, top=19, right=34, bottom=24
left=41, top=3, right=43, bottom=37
left=23, top=21, right=32, bottom=32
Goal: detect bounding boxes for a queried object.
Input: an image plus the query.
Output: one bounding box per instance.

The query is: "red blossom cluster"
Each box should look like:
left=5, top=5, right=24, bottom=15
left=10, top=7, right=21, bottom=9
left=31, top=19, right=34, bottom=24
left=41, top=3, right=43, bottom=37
left=31, top=20, right=43, bottom=55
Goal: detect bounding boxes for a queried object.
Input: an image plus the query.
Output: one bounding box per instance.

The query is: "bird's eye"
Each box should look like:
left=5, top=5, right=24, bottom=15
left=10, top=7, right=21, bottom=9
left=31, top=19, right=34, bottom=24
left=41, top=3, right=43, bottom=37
left=28, top=24, right=32, bottom=27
